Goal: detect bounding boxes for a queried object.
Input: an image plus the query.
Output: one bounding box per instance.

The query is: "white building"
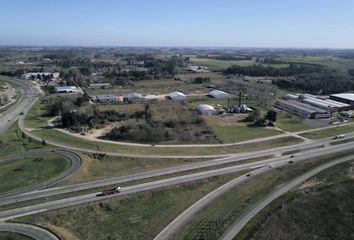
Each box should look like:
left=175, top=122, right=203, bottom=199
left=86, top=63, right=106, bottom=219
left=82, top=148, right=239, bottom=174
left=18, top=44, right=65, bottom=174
left=126, top=92, right=146, bottom=103
left=22, top=72, right=60, bottom=80
left=89, top=83, right=111, bottom=89
left=93, top=95, right=119, bottom=103
left=54, top=86, right=79, bottom=93
left=209, top=90, right=231, bottom=99
left=196, top=104, right=216, bottom=115
left=168, top=91, right=187, bottom=101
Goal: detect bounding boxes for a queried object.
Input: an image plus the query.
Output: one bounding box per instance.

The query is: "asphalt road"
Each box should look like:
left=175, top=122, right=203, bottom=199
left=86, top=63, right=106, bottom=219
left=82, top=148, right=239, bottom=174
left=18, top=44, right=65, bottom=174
left=0, top=149, right=81, bottom=200
left=0, top=222, right=60, bottom=240
left=0, top=76, right=40, bottom=136
left=219, top=154, right=354, bottom=240
left=0, top=141, right=353, bottom=222
left=1, top=138, right=353, bottom=207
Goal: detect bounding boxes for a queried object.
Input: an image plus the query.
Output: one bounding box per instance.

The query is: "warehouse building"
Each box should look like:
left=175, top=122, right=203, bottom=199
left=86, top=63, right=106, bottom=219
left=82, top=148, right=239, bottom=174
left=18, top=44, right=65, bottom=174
left=274, top=100, right=331, bottom=119
left=196, top=104, right=216, bottom=115
left=168, top=91, right=187, bottom=101
left=126, top=92, right=147, bottom=103
left=93, top=95, right=119, bottom=103
left=89, top=83, right=111, bottom=89
left=209, top=90, right=231, bottom=99
left=54, top=86, right=79, bottom=93
left=284, top=94, right=350, bottom=112
left=330, top=93, right=354, bottom=107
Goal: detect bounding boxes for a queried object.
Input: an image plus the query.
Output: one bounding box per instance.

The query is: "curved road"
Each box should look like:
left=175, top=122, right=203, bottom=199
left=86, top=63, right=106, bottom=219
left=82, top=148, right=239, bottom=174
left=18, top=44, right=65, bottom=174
left=219, top=154, right=354, bottom=240
left=0, top=222, right=60, bottom=240
left=0, top=149, right=81, bottom=200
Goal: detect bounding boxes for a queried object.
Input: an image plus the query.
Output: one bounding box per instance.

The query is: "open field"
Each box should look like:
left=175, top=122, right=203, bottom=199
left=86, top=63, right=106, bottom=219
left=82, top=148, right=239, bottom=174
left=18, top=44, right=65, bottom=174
left=20, top=173, right=243, bottom=240
left=238, top=160, right=354, bottom=240
left=0, top=154, right=71, bottom=194
left=275, top=114, right=324, bottom=132
left=171, top=150, right=354, bottom=240
left=0, top=121, right=42, bottom=157
left=189, top=57, right=289, bottom=69
left=0, top=232, right=33, bottom=240
left=299, top=125, right=354, bottom=139
left=204, top=115, right=281, bottom=143
left=280, top=56, right=354, bottom=69
left=31, top=128, right=302, bottom=155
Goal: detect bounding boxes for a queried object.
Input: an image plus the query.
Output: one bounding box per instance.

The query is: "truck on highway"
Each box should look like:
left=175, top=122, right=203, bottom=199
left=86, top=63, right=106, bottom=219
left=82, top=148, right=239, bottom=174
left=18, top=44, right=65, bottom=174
left=96, top=187, right=122, bottom=197
left=332, top=134, right=345, bottom=140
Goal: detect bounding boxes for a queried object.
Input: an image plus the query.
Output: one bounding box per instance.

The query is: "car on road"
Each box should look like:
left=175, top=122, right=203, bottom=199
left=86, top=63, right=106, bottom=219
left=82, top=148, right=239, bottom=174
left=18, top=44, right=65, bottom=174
left=288, top=160, right=294, bottom=163
left=19, top=112, right=24, bottom=115
left=290, top=155, right=295, bottom=158
left=246, top=173, right=251, bottom=177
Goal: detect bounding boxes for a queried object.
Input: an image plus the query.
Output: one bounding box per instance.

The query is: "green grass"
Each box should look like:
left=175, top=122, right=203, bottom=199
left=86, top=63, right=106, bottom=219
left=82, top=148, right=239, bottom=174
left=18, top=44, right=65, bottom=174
left=238, top=160, right=354, bottom=240
left=0, top=154, right=71, bottom=193
left=299, top=125, right=354, bottom=139
left=204, top=115, right=281, bottom=143
left=190, top=57, right=289, bottom=69
left=171, top=150, right=354, bottom=240
left=0, top=122, right=43, bottom=157
left=275, top=114, right=323, bottom=132
left=0, top=232, right=33, bottom=240
left=31, top=128, right=301, bottom=156
left=19, top=173, right=243, bottom=240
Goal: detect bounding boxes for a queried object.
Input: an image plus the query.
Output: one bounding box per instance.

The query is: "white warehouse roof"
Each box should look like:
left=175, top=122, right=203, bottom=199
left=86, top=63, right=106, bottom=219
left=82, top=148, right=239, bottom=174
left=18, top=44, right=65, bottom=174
left=209, top=90, right=231, bottom=99
left=127, top=92, right=143, bottom=99
left=196, top=104, right=216, bottom=115
left=169, top=91, right=186, bottom=100
left=330, top=93, right=354, bottom=102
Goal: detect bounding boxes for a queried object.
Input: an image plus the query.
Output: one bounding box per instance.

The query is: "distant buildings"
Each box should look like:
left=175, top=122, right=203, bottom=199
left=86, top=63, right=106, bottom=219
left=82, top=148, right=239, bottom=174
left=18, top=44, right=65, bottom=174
left=54, top=86, right=79, bottom=93
left=275, top=93, right=352, bottom=119
left=275, top=100, right=331, bottom=119
left=209, top=90, right=231, bottom=99
left=89, top=83, right=111, bottom=89
left=196, top=104, right=216, bottom=115
left=22, top=72, right=60, bottom=80
left=126, top=92, right=147, bottom=103
left=92, top=95, right=119, bottom=103
left=168, top=91, right=187, bottom=101
left=187, top=66, right=209, bottom=73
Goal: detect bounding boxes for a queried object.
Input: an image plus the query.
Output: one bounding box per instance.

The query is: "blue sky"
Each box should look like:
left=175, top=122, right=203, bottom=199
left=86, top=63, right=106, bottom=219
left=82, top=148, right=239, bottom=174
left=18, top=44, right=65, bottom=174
left=1, top=0, right=353, bottom=48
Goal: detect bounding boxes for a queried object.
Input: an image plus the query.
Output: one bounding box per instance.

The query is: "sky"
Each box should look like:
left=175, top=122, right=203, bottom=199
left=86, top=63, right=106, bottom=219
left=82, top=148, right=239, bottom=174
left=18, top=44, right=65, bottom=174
left=0, top=0, right=354, bottom=48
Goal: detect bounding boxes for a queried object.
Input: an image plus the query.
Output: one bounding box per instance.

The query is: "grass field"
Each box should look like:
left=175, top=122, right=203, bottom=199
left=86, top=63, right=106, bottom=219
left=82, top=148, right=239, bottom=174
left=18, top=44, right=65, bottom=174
left=31, top=128, right=301, bottom=156
left=280, top=56, right=354, bottom=70
left=190, top=57, right=289, bottom=69
left=238, top=160, right=354, bottom=240
left=20, top=173, right=244, bottom=240
left=299, top=125, right=354, bottom=139
left=0, top=154, right=71, bottom=193
left=171, top=150, right=354, bottom=240
left=0, top=122, right=43, bottom=157
left=0, top=232, right=33, bottom=240
left=275, top=114, right=323, bottom=132
left=204, top=115, right=281, bottom=143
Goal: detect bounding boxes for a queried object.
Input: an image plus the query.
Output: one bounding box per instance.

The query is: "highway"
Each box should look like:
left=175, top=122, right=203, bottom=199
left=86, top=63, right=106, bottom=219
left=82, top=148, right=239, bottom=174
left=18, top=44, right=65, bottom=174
left=1, top=75, right=354, bottom=239
left=0, top=76, right=40, bottom=136
left=0, top=222, right=60, bottom=240
left=0, top=140, right=353, bottom=222
left=219, top=154, right=354, bottom=240
left=0, top=149, right=81, bottom=199
left=0, top=139, right=353, bottom=207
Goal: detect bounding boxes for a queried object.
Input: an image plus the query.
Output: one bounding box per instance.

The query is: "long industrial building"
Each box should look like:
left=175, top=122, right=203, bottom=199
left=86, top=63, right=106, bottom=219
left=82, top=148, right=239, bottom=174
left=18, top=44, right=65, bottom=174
left=284, top=94, right=351, bottom=112
left=274, top=100, right=331, bottom=119
left=330, top=93, right=354, bottom=106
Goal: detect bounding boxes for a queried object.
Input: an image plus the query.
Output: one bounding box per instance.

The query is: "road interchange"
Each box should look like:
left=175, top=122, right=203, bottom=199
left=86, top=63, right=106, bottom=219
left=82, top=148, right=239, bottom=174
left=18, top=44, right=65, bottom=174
left=1, top=76, right=354, bottom=239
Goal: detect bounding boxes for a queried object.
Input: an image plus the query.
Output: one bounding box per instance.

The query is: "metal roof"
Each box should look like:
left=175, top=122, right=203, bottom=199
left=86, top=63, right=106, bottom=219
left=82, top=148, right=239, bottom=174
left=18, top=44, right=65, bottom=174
left=169, top=91, right=186, bottom=99
left=330, top=93, right=354, bottom=102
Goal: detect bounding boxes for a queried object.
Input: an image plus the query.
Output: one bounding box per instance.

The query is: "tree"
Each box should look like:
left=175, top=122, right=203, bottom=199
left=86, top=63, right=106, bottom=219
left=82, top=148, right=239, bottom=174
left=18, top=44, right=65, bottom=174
left=265, top=110, right=277, bottom=122
left=42, top=139, right=46, bottom=146
left=21, top=131, right=26, bottom=139
left=244, top=108, right=261, bottom=122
